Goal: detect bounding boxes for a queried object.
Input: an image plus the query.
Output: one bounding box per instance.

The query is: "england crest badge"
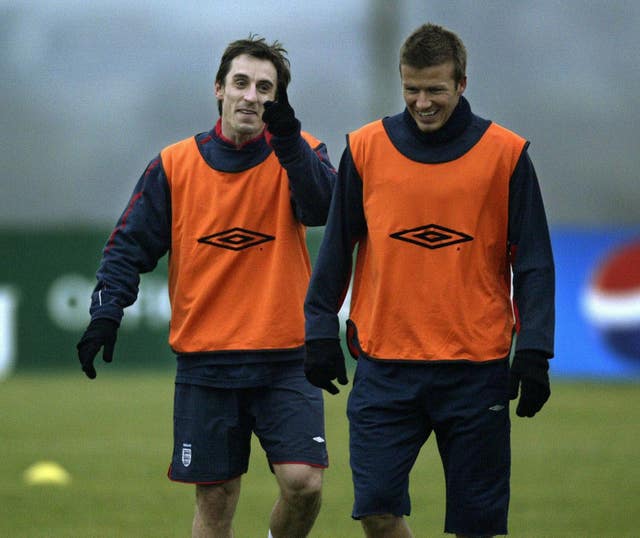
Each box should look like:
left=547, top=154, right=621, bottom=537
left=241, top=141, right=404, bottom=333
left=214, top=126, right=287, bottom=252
left=181, top=443, right=192, bottom=467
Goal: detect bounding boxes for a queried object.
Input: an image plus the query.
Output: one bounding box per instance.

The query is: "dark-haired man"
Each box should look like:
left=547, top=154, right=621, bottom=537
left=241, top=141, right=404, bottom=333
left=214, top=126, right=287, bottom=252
left=77, top=36, right=336, bottom=538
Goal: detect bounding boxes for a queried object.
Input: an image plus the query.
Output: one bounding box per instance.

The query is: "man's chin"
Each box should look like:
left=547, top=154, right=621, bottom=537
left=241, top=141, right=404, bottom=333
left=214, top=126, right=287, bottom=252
left=415, top=120, right=441, bottom=133
left=235, top=123, right=263, bottom=136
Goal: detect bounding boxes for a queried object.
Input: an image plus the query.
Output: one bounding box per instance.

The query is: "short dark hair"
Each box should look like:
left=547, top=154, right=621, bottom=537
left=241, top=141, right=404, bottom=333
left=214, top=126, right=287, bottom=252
left=215, top=35, right=291, bottom=114
left=399, top=23, right=467, bottom=85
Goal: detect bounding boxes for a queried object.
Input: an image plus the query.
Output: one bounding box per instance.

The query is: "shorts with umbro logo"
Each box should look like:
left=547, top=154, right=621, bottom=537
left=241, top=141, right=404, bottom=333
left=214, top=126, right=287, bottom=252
left=348, top=356, right=510, bottom=536
left=168, top=359, right=328, bottom=483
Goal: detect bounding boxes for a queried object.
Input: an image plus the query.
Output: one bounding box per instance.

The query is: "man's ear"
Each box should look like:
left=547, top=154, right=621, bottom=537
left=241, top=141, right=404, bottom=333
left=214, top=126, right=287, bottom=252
left=214, top=81, right=224, bottom=100
left=457, top=75, right=467, bottom=95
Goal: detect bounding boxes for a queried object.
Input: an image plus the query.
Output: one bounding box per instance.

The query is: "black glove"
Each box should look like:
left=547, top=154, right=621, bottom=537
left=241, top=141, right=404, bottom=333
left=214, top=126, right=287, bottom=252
left=262, top=84, right=300, bottom=137
left=508, top=350, right=550, bottom=417
left=76, top=318, right=119, bottom=379
left=304, top=339, right=349, bottom=395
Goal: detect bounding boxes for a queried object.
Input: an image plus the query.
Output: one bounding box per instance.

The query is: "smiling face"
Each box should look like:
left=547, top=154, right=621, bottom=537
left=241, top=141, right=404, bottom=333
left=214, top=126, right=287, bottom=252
left=215, top=54, right=277, bottom=146
left=401, top=61, right=466, bottom=133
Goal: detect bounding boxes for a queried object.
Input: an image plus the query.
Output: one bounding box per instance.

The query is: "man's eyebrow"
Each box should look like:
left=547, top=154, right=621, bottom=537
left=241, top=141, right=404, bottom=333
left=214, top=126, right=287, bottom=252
left=403, top=82, right=448, bottom=89
left=231, top=74, right=274, bottom=86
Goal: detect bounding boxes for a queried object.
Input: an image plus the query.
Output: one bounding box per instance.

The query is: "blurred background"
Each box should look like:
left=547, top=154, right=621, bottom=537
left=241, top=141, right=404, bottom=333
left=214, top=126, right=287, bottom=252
left=1, top=0, right=639, bottom=379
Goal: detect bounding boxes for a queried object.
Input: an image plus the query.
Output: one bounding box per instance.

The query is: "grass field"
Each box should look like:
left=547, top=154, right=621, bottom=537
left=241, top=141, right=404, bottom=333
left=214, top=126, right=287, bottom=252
left=1, top=371, right=639, bottom=537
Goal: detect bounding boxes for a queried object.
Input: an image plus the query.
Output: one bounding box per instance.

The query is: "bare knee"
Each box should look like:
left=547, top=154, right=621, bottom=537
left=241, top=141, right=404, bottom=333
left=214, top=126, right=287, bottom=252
left=274, top=464, right=323, bottom=506
left=196, top=480, right=240, bottom=507
left=361, top=513, right=412, bottom=538
left=193, top=480, right=241, bottom=537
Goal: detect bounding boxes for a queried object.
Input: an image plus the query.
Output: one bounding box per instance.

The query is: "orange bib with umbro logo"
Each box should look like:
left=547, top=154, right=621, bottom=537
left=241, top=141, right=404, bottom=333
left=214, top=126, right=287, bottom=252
left=348, top=120, right=527, bottom=361
left=161, top=135, right=315, bottom=354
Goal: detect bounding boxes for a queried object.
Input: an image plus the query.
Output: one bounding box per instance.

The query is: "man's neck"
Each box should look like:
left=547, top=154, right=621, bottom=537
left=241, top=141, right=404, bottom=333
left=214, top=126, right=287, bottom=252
left=215, top=119, right=265, bottom=148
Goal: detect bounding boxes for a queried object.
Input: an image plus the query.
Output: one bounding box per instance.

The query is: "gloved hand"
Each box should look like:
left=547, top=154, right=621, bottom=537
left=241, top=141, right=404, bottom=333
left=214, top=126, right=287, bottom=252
left=304, top=339, right=349, bottom=395
left=262, top=84, right=300, bottom=137
left=508, top=350, right=551, bottom=417
left=76, top=318, right=119, bottom=379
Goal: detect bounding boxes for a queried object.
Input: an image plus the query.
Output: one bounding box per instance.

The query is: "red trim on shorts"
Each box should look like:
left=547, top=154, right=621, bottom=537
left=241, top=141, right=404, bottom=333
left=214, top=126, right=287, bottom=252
left=269, top=461, right=328, bottom=469
left=166, top=465, right=243, bottom=485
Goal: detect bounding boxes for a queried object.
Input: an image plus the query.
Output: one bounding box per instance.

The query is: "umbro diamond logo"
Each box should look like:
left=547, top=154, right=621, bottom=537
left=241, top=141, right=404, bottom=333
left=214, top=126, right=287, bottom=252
left=198, top=227, right=275, bottom=251
left=390, top=224, right=473, bottom=250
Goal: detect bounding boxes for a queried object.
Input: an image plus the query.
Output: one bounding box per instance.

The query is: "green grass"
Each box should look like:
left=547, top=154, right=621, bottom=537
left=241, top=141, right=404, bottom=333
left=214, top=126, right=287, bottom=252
left=1, top=372, right=639, bottom=537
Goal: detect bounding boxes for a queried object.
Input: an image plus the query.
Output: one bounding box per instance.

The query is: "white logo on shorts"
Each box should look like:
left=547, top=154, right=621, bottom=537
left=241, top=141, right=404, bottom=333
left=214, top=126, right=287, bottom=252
left=181, top=443, right=192, bottom=467
left=313, top=436, right=325, bottom=443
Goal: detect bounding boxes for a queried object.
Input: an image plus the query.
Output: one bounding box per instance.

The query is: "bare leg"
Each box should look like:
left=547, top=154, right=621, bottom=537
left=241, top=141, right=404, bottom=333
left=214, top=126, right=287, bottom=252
left=270, top=464, right=323, bottom=538
left=360, top=514, right=414, bottom=538
left=192, top=478, right=241, bottom=538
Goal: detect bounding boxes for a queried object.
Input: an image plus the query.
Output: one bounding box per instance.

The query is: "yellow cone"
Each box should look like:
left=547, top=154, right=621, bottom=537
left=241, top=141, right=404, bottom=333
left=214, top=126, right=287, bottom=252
left=24, top=461, right=71, bottom=486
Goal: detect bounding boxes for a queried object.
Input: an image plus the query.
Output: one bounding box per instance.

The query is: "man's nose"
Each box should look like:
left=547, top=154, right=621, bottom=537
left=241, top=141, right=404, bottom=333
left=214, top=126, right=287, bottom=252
left=416, top=91, right=432, bottom=109
left=243, top=84, right=258, bottom=102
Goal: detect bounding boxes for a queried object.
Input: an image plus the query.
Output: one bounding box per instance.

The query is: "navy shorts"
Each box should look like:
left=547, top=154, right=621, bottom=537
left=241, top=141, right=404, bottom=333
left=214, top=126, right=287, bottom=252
left=169, top=361, right=328, bottom=483
left=347, top=357, right=510, bottom=536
